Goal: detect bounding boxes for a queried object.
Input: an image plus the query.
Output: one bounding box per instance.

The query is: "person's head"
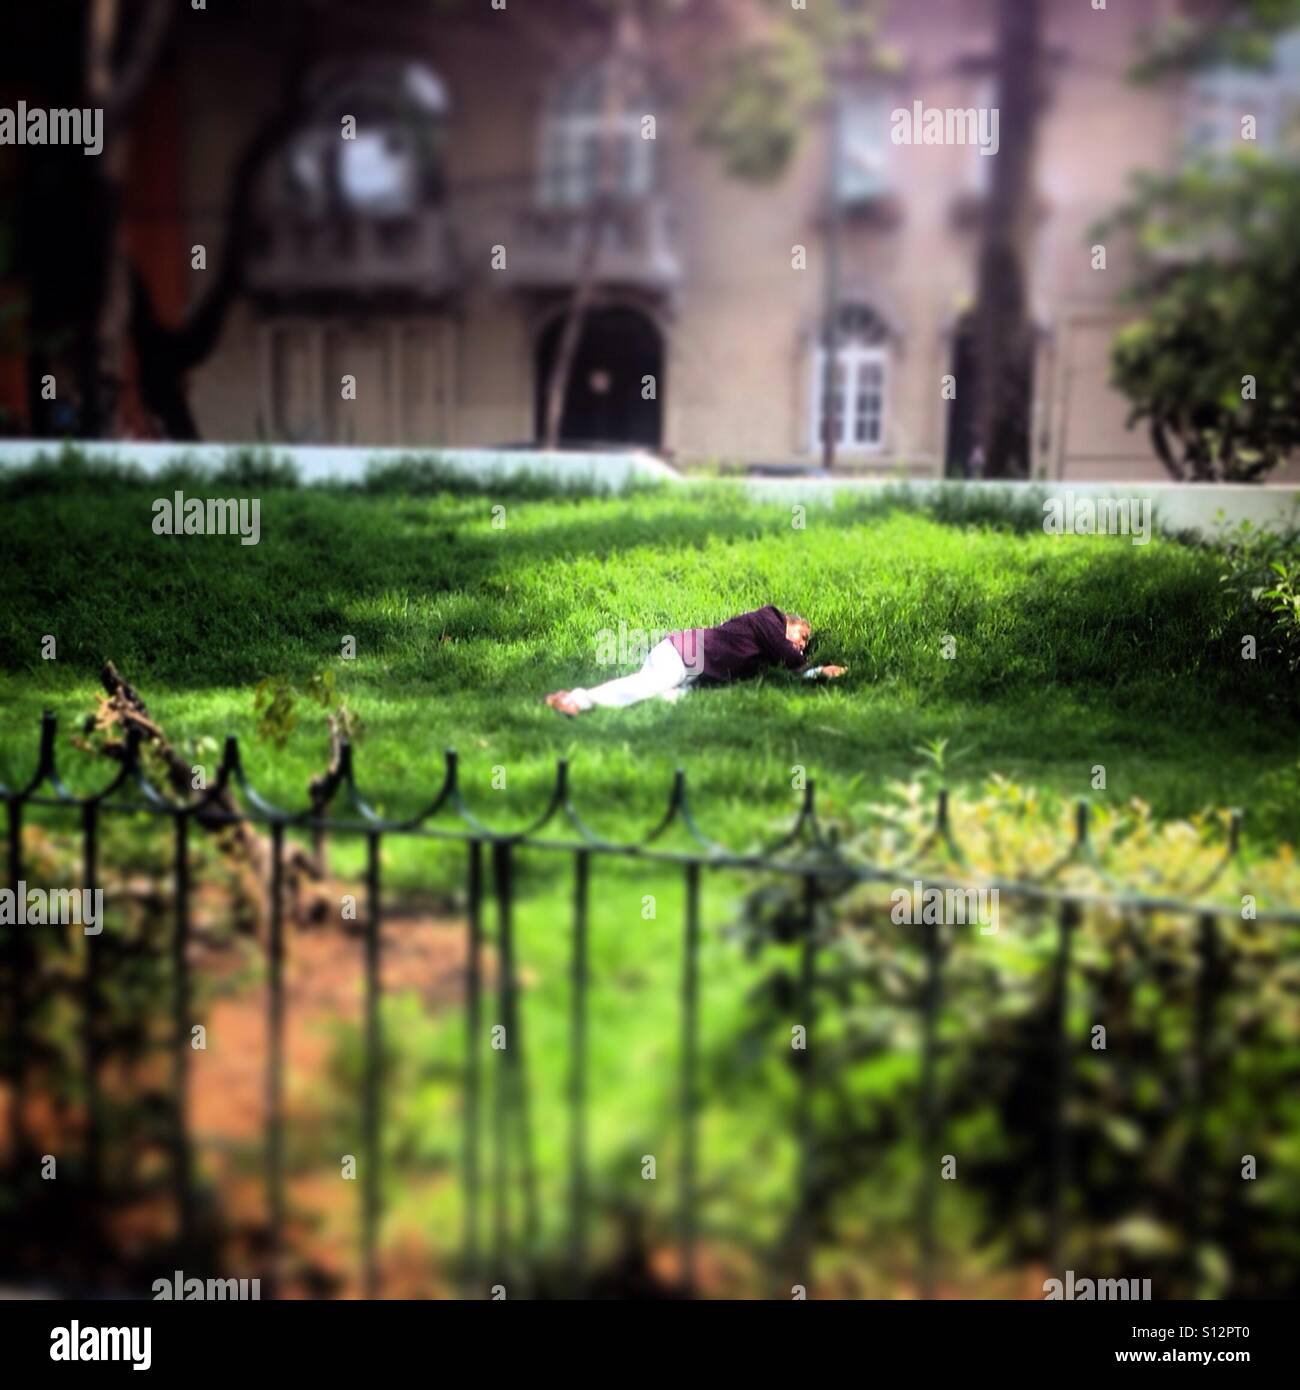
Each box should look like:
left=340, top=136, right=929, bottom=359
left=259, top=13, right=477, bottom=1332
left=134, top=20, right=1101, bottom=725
left=784, top=612, right=811, bottom=653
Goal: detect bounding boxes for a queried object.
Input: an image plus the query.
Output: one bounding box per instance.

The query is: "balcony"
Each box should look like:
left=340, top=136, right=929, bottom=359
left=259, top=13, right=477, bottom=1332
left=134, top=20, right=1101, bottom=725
left=247, top=206, right=456, bottom=301
left=502, top=197, right=680, bottom=292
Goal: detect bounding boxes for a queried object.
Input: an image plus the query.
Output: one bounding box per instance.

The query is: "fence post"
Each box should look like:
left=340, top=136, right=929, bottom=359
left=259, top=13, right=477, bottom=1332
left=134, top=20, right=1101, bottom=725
left=792, top=871, right=818, bottom=1298
left=82, top=801, right=102, bottom=1204
left=491, top=840, right=511, bottom=1289
left=5, top=795, right=27, bottom=1170
left=1049, top=898, right=1078, bottom=1277
left=917, top=913, right=942, bottom=1299
left=363, top=830, right=383, bottom=1299
left=679, top=860, right=701, bottom=1296
left=1187, top=911, right=1220, bottom=1296
left=172, top=811, right=194, bottom=1255
left=491, top=840, right=539, bottom=1294
left=265, top=822, right=286, bottom=1297
left=569, top=848, right=590, bottom=1295
left=462, top=838, right=483, bottom=1297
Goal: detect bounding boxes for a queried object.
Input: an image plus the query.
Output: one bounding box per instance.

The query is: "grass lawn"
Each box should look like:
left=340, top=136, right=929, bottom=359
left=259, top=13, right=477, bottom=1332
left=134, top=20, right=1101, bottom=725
left=3, top=459, right=1298, bottom=1293
left=1, top=465, right=1293, bottom=846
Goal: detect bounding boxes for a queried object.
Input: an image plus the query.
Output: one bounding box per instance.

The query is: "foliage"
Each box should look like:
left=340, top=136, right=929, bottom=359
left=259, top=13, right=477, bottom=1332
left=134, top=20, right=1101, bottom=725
left=210, top=449, right=302, bottom=491
left=694, top=0, right=885, bottom=183
left=1214, top=516, right=1300, bottom=674
left=1099, top=155, right=1300, bottom=481
left=1131, top=0, right=1300, bottom=80
left=0, top=446, right=653, bottom=505
left=254, top=668, right=364, bottom=751
left=734, top=775, right=1300, bottom=1295
left=351, top=454, right=657, bottom=500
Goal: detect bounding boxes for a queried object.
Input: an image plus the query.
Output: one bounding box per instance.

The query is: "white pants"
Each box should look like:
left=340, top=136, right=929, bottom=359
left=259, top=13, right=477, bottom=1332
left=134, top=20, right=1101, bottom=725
left=572, top=638, right=693, bottom=711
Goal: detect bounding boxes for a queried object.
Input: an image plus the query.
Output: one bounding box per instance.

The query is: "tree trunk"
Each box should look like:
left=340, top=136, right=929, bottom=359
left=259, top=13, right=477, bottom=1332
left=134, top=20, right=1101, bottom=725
left=130, top=61, right=312, bottom=438
left=80, top=0, right=174, bottom=437
left=542, top=11, right=639, bottom=451
left=1149, top=420, right=1186, bottom=481
left=542, top=203, right=608, bottom=450
left=972, top=0, right=1044, bottom=479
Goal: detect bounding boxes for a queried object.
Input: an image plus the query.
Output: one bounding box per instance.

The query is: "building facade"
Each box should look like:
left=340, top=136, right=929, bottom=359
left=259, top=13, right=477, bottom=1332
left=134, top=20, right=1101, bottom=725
left=4, top=0, right=1297, bottom=480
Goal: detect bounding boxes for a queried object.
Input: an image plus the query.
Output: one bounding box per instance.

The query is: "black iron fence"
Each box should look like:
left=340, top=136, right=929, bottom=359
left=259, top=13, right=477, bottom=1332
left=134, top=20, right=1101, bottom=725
left=3, top=710, right=1298, bottom=1298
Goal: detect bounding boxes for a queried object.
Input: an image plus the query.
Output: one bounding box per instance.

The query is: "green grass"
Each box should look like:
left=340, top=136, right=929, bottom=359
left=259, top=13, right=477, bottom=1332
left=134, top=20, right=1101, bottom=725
left=0, top=463, right=1293, bottom=842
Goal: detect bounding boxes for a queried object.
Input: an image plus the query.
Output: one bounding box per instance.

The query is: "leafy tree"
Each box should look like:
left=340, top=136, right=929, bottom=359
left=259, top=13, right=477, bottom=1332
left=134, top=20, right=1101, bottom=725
left=1102, top=0, right=1300, bottom=481
left=1132, top=0, right=1300, bottom=78
left=1102, top=157, right=1300, bottom=481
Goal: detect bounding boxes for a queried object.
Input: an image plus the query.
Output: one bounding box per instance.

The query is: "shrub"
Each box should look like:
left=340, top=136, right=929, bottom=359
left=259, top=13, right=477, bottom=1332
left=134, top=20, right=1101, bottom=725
left=735, top=775, right=1300, bottom=1296
left=1214, top=518, right=1300, bottom=676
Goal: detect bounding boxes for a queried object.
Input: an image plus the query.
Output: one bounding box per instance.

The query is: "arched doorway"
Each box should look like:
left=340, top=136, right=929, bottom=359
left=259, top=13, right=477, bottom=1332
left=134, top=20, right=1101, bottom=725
left=534, top=306, right=663, bottom=449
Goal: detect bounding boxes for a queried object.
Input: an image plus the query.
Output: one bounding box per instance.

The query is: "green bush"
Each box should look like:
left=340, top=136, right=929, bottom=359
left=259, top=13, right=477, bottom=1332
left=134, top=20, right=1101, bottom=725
left=733, top=774, right=1300, bottom=1296
left=1214, top=518, right=1300, bottom=679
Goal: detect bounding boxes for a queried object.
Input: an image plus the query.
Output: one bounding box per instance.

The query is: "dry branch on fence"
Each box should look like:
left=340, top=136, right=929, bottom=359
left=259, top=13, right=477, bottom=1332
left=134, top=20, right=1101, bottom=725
left=76, top=662, right=336, bottom=933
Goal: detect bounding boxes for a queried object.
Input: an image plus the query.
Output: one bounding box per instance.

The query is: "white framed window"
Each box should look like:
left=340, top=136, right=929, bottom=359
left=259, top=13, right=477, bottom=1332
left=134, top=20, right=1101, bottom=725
left=810, top=306, right=890, bottom=453
left=836, top=86, right=892, bottom=204
left=538, top=64, right=654, bottom=208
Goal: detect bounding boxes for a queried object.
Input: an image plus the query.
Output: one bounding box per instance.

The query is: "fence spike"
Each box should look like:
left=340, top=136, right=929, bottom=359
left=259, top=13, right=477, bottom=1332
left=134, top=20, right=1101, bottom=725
left=36, top=710, right=57, bottom=780
left=335, top=740, right=385, bottom=826
left=222, top=734, right=244, bottom=779
left=122, top=725, right=143, bottom=774
left=218, top=735, right=240, bottom=778
left=555, top=759, right=570, bottom=800
left=444, top=749, right=459, bottom=792
left=1229, top=809, right=1242, bottom=856
left=1075, top=800, right=1089, bottom=846
left=29, top=708, right=77, bottom=803
left=935, top=787, right=949, bottom=832
left=670, top=769, right=686, bottom=809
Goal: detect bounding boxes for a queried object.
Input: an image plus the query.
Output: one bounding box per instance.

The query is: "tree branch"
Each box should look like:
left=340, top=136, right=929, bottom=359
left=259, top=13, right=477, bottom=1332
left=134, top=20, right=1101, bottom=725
left=103, top=0, right=176, bottom=136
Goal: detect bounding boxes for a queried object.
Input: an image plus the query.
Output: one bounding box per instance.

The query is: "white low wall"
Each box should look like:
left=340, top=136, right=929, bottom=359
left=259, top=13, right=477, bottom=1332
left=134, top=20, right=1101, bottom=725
left=0, top=440, right=677, bottom=491
left=1, top=440, right=1296, bottom=537
left=737, top=478, right=1300, bottom=538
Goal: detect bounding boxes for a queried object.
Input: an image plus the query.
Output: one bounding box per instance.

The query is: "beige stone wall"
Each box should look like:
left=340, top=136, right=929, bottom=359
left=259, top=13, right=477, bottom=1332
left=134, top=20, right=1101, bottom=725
left=175, top=0, right=1287, bottom=482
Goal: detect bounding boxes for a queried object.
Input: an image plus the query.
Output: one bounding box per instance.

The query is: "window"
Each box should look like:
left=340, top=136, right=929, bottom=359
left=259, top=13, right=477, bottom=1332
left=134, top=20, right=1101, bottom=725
left=962, top=77, right=997, bottom=198
left=539, top=63, right=654, bottom=208
left=1186, top=66, right=1282, bottom=157
left=836, top=87, right=892, bottom=204
left=280, top=61, right=449, bottom=217
left=810, top=305, right=890, bottom=453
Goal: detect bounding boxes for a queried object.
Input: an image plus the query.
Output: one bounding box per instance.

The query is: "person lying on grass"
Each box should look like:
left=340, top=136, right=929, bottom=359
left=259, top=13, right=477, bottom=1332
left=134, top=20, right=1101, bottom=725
left=545, top=605, right=846, bottom=716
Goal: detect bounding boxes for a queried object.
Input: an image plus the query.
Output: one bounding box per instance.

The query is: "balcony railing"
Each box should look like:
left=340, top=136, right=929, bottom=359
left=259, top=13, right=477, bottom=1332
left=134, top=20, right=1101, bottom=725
left=502, top=197, right=680, bottom=291
left=247, top=206, right=456, bottom=298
